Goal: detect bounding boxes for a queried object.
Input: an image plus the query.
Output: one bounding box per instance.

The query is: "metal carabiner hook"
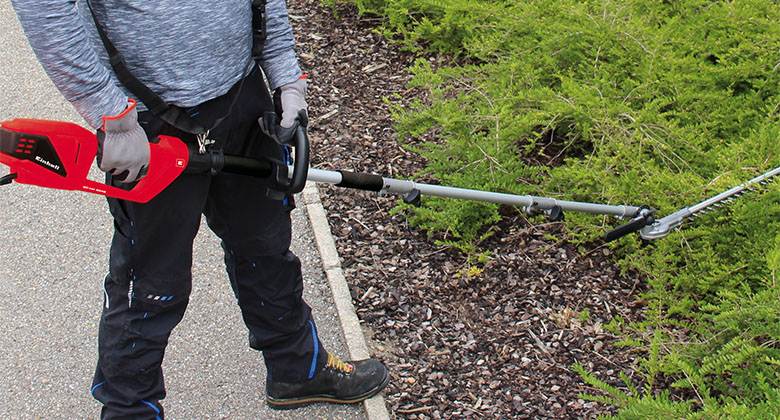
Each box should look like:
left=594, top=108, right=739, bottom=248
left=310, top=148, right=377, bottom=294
left=196, top=130, right=211, bottom=155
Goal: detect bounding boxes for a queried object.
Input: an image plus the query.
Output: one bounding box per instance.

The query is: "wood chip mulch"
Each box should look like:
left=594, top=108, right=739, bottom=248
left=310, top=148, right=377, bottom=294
left=288, top=2, right=648, bottom=418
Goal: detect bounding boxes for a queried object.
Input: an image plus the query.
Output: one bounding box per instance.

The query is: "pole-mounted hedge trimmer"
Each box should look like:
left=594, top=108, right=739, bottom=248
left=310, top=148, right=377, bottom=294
left=1, top=118, right=775, bottom=242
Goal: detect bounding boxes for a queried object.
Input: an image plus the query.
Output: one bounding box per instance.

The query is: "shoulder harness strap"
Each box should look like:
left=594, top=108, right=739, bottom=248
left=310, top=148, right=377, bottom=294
left=86, top=1, right=264, bottom=136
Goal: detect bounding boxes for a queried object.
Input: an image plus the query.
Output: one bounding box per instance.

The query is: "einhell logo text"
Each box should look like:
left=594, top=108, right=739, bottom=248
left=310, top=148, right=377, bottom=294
left=35, top=155, right=61, bottom=171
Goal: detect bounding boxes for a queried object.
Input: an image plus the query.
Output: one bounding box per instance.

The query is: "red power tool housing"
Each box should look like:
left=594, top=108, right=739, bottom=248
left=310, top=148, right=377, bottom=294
left=0, top=119, right=188, bottom=203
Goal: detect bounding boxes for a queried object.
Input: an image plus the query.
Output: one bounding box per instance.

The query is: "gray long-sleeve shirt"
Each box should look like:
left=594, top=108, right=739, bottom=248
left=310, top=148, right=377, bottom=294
left=11, top=0, right=302, bottom=128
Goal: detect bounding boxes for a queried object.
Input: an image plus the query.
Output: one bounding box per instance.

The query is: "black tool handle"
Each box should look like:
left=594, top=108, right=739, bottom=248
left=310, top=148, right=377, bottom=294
left=187, top=150, right=281, bottom=179
left=604, top=208, right=654, bottom=242
left=222, top=155, right=272, bottom=177
left=267, top=125, right=309, bottom=194
left=184, top=125, right=309, bottom=195
left=287, top=125, right=310, bottom=194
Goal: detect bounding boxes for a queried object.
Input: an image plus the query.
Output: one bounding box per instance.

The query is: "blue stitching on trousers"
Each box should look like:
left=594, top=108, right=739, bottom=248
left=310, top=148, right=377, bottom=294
left=141, top=399, right=161, bottom=419
left=307, top=320, right=319, bottom=379
left=90, top=381, right=105, bottom=396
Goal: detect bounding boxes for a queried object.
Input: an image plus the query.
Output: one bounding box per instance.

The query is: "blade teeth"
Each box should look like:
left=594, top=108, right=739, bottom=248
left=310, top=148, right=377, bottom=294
left=687, top=170, right=780, bottom=221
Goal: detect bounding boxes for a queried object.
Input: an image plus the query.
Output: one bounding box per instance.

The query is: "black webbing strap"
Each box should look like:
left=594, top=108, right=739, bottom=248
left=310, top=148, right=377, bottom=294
left=86, top=0, right=249, bottom=136
left=251, top=0, right=268, bottom=60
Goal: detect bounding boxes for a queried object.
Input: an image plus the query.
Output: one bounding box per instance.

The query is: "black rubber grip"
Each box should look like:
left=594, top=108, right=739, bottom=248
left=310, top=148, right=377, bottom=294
left=186, top=146, right=273, bottom=178
left=222, top=155, right=273, bottom=178
left=604, top=214, right=652, bottom=242
left=337, top=171, right=384, bottom=192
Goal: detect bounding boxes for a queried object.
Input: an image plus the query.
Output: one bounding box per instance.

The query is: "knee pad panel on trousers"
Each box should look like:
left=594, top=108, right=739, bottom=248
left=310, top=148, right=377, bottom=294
left=99, top=274, right=190, bottom=381
left=131, top=279, right=192, bottom=314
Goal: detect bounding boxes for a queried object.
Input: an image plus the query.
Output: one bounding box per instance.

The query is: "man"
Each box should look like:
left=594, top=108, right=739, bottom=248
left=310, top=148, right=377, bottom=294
left=10, top=0, right=389, bottom=417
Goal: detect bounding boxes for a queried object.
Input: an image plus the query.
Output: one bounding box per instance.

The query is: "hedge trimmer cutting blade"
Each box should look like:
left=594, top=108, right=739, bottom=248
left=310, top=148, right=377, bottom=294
left=639, top=165, right=780, bottom=240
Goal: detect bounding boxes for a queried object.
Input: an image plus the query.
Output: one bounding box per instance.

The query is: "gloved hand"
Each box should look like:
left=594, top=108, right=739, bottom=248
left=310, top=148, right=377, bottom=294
left=97, top=99, right=150, bottom=184
left=279, top=77, right=308, bottom=128
left=259, top=77, right=308, bottom=145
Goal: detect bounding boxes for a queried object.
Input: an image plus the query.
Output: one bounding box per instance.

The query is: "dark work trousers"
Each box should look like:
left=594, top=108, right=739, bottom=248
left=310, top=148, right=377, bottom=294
left=90, top=66, right=326, bottom=419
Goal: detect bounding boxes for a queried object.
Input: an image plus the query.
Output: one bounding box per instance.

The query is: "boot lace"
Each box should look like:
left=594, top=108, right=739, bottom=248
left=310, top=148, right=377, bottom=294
left=326, top=353, right=354, bottom=374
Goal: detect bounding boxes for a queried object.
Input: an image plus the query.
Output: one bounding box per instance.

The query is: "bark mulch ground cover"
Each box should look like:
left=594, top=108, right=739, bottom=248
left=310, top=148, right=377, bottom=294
left=288, top=1, right=648, bottom=417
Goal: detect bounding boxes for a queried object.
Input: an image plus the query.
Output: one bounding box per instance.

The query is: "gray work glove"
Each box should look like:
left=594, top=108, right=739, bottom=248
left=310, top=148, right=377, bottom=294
left=279, top=77, right=308, bottom=128
left=97, top=99, right=150, bottom=184
left=259, top=77, right=309, bottom=145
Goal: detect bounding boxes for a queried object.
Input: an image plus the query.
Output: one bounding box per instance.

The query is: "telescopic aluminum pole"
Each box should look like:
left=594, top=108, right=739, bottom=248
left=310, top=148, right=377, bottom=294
left=212, top=156, right=653, bottom=241
left=301, top=167, right=643, bottom=220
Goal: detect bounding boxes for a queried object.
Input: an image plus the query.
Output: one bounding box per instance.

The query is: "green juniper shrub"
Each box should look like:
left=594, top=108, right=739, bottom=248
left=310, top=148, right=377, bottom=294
left=330, top=0, right=780, bottom=416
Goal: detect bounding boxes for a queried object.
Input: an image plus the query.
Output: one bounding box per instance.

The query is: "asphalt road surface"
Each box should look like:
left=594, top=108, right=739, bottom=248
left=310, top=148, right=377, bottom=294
left=0, top=2, right=364, bottom=418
